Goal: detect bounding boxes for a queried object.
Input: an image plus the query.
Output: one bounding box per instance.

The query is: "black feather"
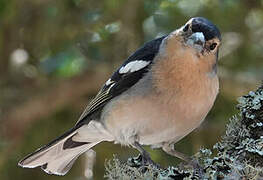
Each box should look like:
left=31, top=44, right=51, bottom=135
left=63, top=135, right=87, bottom=149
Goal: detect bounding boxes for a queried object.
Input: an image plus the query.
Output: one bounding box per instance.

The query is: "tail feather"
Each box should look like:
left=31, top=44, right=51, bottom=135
left=40, top=142, right=100, bottom=175
left=18, top=120, right=111, bottom=175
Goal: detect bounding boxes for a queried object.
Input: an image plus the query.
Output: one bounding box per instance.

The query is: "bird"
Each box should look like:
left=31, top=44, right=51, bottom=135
left=18, top=17, right=221, bottom=176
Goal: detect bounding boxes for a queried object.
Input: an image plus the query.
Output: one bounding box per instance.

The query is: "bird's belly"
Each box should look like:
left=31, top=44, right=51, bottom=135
left=101, top=84, right=218, bottom=146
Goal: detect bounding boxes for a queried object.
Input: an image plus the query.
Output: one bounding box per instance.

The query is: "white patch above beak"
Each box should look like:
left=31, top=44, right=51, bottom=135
left=186, top=32, right=205, bottom=52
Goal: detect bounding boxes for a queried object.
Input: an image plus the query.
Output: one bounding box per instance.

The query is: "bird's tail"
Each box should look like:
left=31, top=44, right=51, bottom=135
left=18, top=120, right=113, bottom=176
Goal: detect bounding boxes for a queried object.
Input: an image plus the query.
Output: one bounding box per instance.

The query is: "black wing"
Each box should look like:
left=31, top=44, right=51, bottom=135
left=75, top=35, right=167, bottom=127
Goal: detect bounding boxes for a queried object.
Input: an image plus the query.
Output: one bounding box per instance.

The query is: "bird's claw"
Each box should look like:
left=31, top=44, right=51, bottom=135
left=127, top=154, right=160, bottom=169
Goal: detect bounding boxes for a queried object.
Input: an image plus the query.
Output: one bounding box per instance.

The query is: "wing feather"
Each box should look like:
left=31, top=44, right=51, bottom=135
left=76, top=35, right=167, bottom=126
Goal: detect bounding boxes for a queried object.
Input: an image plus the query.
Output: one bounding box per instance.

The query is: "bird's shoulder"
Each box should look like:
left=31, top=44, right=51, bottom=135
left=75, top=35, right=167, bottom=126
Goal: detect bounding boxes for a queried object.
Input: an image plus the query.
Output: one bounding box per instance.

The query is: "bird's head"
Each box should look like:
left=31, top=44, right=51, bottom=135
left=162, top=17, right=221, bottom=60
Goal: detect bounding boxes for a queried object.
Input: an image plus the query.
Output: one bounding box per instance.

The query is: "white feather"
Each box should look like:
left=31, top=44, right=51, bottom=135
left=105, top=78, right=114, bottom=86
left=119, top=60, right=150, bottom=74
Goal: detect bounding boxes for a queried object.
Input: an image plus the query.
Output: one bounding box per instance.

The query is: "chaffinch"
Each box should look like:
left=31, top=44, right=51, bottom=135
left=18, top=17, right=221, bottom=175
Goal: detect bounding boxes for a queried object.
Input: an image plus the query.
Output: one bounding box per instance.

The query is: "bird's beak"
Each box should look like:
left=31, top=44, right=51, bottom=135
left=186, top=32, right=205, bottom=52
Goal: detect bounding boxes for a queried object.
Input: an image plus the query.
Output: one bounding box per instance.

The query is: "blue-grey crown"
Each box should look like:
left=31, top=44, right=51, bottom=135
left=191, top=17, right=221, bottom=41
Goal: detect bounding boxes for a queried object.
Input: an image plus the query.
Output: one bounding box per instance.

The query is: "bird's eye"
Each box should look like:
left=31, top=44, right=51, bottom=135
left=209, top=43, right=217, bottom=50
left=183, top=24, right=189, bottom=32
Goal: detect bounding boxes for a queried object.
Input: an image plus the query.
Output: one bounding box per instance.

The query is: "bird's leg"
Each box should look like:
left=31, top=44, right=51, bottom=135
left=162, top=143, right=191, bottom=162
left=131, top=141, right=156, bottom=166
left=162, top=143, right=204, bottom=177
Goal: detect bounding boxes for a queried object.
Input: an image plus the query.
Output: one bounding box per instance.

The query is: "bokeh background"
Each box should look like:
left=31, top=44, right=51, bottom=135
left=0, top=0, right=263, bottom=179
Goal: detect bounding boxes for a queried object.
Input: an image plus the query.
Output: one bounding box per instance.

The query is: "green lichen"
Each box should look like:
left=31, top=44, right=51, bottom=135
left=105, top=156, right=161, bottom=180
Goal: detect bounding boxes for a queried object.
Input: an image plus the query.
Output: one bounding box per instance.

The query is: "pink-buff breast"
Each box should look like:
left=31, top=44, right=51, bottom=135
left=102, top=39, right=219, bottom=146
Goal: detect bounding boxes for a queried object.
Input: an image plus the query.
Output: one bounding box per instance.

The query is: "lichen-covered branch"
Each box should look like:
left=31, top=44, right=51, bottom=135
left=105, top=84, right=263, bottom=179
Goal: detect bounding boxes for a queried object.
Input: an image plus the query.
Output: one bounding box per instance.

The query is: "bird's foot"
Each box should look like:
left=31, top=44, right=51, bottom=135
left=127, top=154, right=143, bottom=168
left=127, top=154, right=160, bottom=169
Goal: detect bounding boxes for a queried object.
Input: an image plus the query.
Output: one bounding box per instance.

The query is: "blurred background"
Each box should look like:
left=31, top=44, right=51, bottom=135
left=0, top=0, right=263, bottom=179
